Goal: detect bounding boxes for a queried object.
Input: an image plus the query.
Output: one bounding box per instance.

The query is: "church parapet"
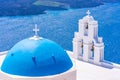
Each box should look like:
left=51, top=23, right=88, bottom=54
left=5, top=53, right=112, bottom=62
left=0, top=51, right=8, bottom=55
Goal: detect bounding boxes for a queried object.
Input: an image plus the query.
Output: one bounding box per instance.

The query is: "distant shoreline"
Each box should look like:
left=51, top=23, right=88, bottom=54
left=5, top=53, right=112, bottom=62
left=0, top=0, right=103, bottom=17
left=0, top=0, right=119, bottom=17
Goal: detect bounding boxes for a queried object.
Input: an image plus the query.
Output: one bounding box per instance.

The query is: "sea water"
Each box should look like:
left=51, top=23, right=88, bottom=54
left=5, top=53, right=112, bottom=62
left=0, top=3, right=120, bottom=64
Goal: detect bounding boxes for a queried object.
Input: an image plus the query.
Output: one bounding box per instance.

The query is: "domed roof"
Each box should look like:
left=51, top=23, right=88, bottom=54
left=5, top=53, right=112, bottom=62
left=1, top=36, right=73, bottom=76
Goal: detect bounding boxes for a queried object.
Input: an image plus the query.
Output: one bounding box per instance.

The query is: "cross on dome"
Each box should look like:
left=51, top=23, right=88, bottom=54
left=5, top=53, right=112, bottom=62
left=33, top=24, right=39, bottom=36
left=30, top=24, right=43, bottom=40
left=86, top=10, right=91, bottom=16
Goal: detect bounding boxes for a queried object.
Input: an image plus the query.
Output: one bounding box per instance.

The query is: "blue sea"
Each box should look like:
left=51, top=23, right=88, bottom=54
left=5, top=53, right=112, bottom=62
left=0, top=3, right=120, bottom=64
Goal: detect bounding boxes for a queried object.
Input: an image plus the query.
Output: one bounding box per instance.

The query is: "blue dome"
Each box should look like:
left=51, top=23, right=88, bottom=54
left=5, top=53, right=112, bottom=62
left=1, top=37, right=73, bottom=76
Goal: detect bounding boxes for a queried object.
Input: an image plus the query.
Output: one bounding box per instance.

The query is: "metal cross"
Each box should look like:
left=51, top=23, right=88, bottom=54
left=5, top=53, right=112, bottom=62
left=86, top=10, right=91, bottom=16
left=33, top=24, right=39, bottom=36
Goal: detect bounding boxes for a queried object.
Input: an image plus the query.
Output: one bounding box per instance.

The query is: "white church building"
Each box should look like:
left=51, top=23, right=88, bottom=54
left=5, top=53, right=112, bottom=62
left=0, top=11, right=120, bottom=80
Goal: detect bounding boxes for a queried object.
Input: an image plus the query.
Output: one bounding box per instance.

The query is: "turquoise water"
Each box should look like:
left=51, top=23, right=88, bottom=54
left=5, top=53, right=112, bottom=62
left=0, top=3, right=120, bottom=64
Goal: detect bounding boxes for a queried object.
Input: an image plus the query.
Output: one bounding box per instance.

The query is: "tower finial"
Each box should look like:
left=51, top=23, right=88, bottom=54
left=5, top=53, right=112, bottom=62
left=33, top=24, right=39, bottom=36
left=86, top=10, right=91, bottom=16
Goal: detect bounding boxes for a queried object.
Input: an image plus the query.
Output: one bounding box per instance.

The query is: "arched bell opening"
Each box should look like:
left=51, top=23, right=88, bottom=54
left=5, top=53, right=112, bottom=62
left=84, top=23, right=89, bottom=36
left=90, top=41, right=94, bottom=59
left=80, top=39, right=84, bottom=56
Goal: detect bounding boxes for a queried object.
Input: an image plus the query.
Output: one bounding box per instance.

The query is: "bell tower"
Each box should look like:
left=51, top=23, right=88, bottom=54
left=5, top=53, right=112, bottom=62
left=73, top=10, right=104, bottom=65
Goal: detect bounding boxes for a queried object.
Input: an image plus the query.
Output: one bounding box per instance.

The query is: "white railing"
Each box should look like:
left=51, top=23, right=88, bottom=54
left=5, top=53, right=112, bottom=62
left=0, top=51, right=8, bottom=56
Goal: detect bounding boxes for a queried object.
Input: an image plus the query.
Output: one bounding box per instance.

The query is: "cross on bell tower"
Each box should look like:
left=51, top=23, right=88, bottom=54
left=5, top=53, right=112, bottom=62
left=33, top=24, right=39, bottom=36
left=86, top=10, right=91, bottom=16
